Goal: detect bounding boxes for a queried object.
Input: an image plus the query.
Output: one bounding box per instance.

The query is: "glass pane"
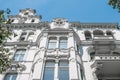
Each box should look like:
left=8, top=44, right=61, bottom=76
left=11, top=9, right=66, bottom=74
left=14, top=54, right=19, bottom=61
left=12, top=74, right=17, bottom=80
left=45, top=61, right=55, bottom=67
left=20, top=50, right=26, bottom=54
left=59, top=68, right=69, bottom=80
left=48, top=42, right=56, bottom=49
left=4, top=73, right=17, bottom=80
left=43, top=68, right=54, bottom=80
left=14, top=49, right=26, bottom=61
left=43, top=61, right=55, bottom=80
left=59, top=42, right=67, bottom=49
left=19, top=54, right=24, bottom=61
left=59, top=61, right=69, bottom=66
left=59, top=37, right=67, bottom=49
left=4, top=74, right=10, bottom=80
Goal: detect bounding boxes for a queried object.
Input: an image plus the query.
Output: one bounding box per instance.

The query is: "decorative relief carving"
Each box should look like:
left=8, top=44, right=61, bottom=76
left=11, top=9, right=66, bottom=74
left=8, top=63, right=26, bottom=72
left=69, top=58, right=76, bottom=62
left=53, top=18, right=67, bottom=26
left=68, top=33, right=73, bottom=37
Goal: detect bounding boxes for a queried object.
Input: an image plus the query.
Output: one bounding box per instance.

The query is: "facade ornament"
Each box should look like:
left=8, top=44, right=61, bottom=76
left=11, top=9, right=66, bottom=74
left=69, top=58, right=76, bottom=62
left=8, top=63, right=26, bottom=72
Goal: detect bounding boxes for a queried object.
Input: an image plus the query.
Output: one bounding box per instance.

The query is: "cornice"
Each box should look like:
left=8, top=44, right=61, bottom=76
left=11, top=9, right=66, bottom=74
left=1, top=22, right=119, bottom=30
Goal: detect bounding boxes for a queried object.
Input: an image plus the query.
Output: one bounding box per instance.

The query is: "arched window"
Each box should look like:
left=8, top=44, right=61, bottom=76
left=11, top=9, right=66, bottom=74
left=106, top=31, right=113, bottom=36
left=84, top=31, right=92, bottom=40
left=93, top=30, right=104, bottom=37
left=48, top=37, right=57, bottom=49
left=90, top=52, right=95, bottom=60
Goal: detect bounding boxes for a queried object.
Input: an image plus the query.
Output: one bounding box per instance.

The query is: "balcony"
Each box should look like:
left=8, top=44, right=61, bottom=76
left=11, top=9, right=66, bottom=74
left=93, top=36, right=114, bottom=40
left=91, top=55, right=120, bottom=79
left=94, top=55, right=120, bottom=61
left=93, top=36, right=115, bottom=44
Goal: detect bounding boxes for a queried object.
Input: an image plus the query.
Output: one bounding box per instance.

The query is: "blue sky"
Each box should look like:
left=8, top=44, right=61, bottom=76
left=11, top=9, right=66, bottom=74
left=0, top=0, right=120, bottom=24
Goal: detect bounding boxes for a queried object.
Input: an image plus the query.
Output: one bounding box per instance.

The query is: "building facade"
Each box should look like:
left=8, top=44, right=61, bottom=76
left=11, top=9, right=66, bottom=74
left=0, top=8, right=120, bottom=80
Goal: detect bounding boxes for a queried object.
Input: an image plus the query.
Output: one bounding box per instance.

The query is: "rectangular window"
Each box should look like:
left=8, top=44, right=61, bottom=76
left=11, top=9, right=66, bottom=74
left=48, top=37, right=57, bottom=49
left=59, top=37, right=67, bottom=49
left=43, top=61, right=55, bottom=80
left=4, top=73, right=17, bottom=80
left=59, top=61, right=69, bottom=80
left=14, top=49, right=26, bottom=61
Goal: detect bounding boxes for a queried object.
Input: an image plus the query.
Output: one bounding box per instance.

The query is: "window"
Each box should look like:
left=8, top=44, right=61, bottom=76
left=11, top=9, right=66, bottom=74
left=14, top=49, right=26, bottom=61
left=48, top=37, right=68, bottom=49
left=106, top=31, right=113, bottom=36
left=48, top=37, right=57, bottom=49
left=93, top=30, right=104, bottom=37
left=31, top=19, right=35, bottom=22
left=43, top=61, right=55, bottom=80
left=27, top=32, right=34, bottom=41
left=24, top=12, right=28, bottom=15
left=4, top=73, right=17, bottom=80
left=19, top=32, right=27, bottom=41
left=59, top=37, right=67, bottom=49
left=59, top=61, right=69, bottom=80
left=84, top=31, right=92, bottom=40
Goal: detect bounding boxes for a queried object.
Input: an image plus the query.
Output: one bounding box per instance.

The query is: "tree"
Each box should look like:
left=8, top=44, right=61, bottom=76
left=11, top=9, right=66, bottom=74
left=108, top=0, right=120, bottom=12
left=0, top=9, right=12, bottom=73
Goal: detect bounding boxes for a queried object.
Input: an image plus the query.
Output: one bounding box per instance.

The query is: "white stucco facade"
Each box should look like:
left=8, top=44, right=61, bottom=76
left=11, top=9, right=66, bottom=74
left=0, top=8, right=120, bottom=80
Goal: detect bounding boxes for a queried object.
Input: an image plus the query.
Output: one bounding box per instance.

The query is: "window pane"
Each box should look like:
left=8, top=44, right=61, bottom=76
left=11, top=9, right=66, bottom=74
left=43, top=61, right=55, bottom=80
left=43, top=68, right=54, bottom=80
left=59, top=61, right=69, bottom=80
left=4, top=73, right=17, bottom=80
left=48, top=42, right=56, bottom=49
left=14, top=49, right=26, bottom=61
left=48, top=37, right=57, bottom=49
left=59, top=37, right=67, bottom=49
left=45, top=61, right=55, bottom=66
left=14, top=54, right=19, bottom=61
left=59, top=68, right=69, bottom=80
left=59, top=61, right=69, bottom=66
left=12, top=74, right=17, bottom=80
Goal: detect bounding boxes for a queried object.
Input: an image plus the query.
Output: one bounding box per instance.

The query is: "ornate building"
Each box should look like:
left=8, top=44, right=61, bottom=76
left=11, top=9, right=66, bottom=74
left=0, top=8, right=120, bottom=80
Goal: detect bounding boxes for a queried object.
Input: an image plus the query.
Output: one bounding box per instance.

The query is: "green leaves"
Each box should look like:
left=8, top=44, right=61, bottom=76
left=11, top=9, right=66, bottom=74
left=0, top=9, right=12, bottom=73
left=108, top=0, right=120, bottom=12
left=0, top=48, right=11, bottom=73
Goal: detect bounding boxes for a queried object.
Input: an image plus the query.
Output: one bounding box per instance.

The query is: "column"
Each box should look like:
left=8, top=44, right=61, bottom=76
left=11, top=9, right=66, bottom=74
left=33, top=33, right=48, bottom=80
left=54, top=60, right=59, bottom=80
left=68, top=32, right=79, bottom=80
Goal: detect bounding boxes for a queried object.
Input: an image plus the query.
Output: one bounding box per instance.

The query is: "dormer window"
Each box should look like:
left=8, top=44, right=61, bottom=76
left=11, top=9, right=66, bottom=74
left=24, top=12, right=29, bottom=15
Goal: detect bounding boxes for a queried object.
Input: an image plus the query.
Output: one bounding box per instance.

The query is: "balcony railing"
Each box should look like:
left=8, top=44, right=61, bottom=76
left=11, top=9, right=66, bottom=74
left=94, top=56, right=120, bottom=61
left=93, top=36, right=114, bottom=40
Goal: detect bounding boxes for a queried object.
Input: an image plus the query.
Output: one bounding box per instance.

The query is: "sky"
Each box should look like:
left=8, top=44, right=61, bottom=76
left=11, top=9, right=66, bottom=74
left=0, top=0, right=120, bottom=25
